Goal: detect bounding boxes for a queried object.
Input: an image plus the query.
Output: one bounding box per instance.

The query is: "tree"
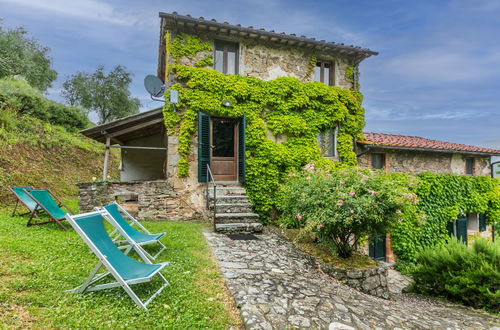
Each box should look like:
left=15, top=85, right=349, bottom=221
left=62, top=65, right=140, bottom=124
left=0, top=23, right=57, bottom=91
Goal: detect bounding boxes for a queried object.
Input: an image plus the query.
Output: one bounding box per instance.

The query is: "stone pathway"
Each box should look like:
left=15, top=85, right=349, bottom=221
left=204, top=231, right=499, bottom=329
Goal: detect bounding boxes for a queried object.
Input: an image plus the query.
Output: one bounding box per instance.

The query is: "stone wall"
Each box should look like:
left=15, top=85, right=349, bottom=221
left=77, top=180, right=207, bottom=221
left=320, top=263, right=390, bottom=299
left=173, top=33, right=354, bottom=89
left=358, top=149, right=492, bottom=176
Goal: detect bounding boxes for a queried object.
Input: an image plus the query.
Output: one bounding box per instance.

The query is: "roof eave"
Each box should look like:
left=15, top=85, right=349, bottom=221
left=159, top=12, right=378, bottom=60
left=357, top=143, right=500, bottom=157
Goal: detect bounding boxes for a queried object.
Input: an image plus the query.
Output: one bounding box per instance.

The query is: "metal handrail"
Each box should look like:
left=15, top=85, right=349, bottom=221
left=206, top=164, right=217, bottom=230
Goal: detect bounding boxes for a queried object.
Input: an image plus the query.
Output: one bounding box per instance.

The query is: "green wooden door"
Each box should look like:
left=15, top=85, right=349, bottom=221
left=369, top=235, right=386, bottom=261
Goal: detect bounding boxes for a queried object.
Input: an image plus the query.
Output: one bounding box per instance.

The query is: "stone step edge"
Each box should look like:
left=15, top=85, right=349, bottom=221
left=215, top=223, right=263, bottom=232
left=209, top=195, right=248, bottom=200
left=215, top=212, right=259, bottom=218
left=211, top=203, right=252, bottom=207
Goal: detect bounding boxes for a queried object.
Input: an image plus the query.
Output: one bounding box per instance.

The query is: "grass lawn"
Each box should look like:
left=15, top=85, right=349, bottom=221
left=0, top=204, right=241, bottom=328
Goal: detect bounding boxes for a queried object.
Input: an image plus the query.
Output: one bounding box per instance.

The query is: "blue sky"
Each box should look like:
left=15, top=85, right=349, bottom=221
left=1, top=0, right=499, bottom=149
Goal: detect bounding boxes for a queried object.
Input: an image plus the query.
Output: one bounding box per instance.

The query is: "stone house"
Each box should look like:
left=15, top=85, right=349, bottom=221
left=356, top=132, right=500, bottom=261
left=77, top=12, right=496, bottom=250
left=78, top=12, right=377, bottom=231
left=357, top=132, right=499, bottom=176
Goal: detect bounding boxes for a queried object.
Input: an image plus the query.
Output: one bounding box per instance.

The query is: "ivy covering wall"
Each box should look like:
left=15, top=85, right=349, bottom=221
left=162, top=32, right=364, bottom=219
left=390, top=172, right=500, bottom=262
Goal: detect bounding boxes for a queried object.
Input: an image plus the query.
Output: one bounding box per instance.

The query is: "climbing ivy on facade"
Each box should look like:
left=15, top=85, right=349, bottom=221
left=162, top=32, right=365, bottom=219
left=390, top=172, right=500, bottom=262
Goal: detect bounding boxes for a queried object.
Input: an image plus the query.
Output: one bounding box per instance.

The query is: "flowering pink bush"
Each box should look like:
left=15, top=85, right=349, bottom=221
left=279, top=166, right=413, bottom=258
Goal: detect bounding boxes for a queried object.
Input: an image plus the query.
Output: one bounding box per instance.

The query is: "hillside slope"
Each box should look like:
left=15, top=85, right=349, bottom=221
left=0, top=108, right=119, bottom=205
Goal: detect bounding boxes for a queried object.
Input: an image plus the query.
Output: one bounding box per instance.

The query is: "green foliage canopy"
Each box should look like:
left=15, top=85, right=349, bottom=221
left=0, top=77, right=89, bottom=131
left=279, top=166, right=414, bottom=258
left=0, top=24, right=57, bottom=92
left=410, top=238, right=499, bottom=312
left=62, top=65, right=140, bottom=124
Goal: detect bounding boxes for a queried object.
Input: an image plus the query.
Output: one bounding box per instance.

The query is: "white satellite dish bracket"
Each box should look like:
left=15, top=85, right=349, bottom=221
left=144, top=75, right=178, bottom=111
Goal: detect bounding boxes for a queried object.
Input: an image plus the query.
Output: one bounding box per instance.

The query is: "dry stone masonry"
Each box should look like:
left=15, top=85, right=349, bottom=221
left=77, top=181, right=206, bottom=220
left=320, top=263, right=390, bottom=299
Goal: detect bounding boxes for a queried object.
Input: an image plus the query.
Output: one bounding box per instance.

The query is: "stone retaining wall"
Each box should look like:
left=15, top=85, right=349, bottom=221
left=77, top=180, right=206, bottom=221
left=320, top=263, right=390, bottom=299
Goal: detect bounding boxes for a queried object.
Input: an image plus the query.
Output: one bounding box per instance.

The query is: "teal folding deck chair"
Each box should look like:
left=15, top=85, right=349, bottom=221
left=7, top=186, right=41, bottom=217
left=65, top=211, right=170, bottom=309
left=24, top=189, right=72, bottom=231
left=99, top=202, right=166, bottom=260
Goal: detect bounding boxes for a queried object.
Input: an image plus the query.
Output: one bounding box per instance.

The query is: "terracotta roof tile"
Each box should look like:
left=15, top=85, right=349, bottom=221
left=358, top=132, right=500, bottom=155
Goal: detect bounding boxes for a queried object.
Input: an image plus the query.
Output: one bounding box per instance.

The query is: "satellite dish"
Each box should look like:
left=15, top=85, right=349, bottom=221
left=144, top=75, right=164, bottom=98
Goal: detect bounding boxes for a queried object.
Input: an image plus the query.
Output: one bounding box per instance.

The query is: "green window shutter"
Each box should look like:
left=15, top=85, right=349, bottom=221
left=446, top=221, right=455, bottom=237
left=456, top=217, right=468, bottom=245
left=479, top=213, right=487, bottom=232
left=198, top=112, right=210, bottom=182
left=238, top=115, right=246, bottom=183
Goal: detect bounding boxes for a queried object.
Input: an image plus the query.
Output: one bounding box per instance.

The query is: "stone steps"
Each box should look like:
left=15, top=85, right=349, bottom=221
left=207, top=184, right=261, bottom=233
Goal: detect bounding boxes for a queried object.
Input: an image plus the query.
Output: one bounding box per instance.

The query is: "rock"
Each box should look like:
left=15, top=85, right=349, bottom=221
left=288, top=315, right=311, bottom=328
left=329, top=322, right=356, bottom=330
left=361, top=275, right=380, bottom=292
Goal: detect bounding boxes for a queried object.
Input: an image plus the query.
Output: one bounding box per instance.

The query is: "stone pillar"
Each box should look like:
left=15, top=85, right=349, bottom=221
left=385, top=233, right=394, bottom=263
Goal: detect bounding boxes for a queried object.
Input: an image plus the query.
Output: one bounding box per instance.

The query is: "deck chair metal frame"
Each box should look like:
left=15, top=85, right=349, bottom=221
left=98, top=202, right=166, bottom=260
left=24, top=189, right=72, bottom=231
left=7, top=186, right=42, bottom=217
left=65, top=211, right=170, bottom=309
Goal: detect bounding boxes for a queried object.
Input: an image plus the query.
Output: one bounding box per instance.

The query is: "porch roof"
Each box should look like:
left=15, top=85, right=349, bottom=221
left=80, top=107, right=164, bottom=144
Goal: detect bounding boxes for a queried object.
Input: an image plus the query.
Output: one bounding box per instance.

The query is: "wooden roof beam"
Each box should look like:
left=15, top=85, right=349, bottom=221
left=107, top=118, right=165, bottom=138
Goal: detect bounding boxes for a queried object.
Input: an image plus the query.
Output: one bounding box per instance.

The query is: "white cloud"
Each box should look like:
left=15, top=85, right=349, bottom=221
left=383, top=47, right=500, bottom=83
left=0, top=0, right=137, bottom=25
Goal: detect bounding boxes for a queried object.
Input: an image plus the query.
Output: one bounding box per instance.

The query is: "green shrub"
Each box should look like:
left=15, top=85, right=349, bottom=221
left=0, top=77, right=89, bottom=131
left=410, top=238, right=500, bottom=312
left=278, top=165, right=413, bottom=258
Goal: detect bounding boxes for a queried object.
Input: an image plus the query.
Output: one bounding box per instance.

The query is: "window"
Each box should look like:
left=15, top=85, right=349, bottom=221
left=317, top=127, right=337, bottom=157
left=214, top=40, right=238, bottom=74
left=313, top=61, right=334, bottom=86
left=465, top=157, right=475, bottom=176
left=371, top=153, right=385, bottom=169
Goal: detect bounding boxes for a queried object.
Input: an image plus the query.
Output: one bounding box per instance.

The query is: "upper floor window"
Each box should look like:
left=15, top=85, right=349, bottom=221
left=317, top=127, right=338, bottom=157
left=371, top=153, right=385, bottom=169
left=214, top=40, right=238, bottom=74
left=465, top=157, right=475, bottom=176
left=313, top=61, right=334, bottom=86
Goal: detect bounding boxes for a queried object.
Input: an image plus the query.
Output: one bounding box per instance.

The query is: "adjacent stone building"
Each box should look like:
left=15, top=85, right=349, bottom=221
left=357, top=132, right=499, bottom=176
left=357, top=132, right=500, bottom=262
